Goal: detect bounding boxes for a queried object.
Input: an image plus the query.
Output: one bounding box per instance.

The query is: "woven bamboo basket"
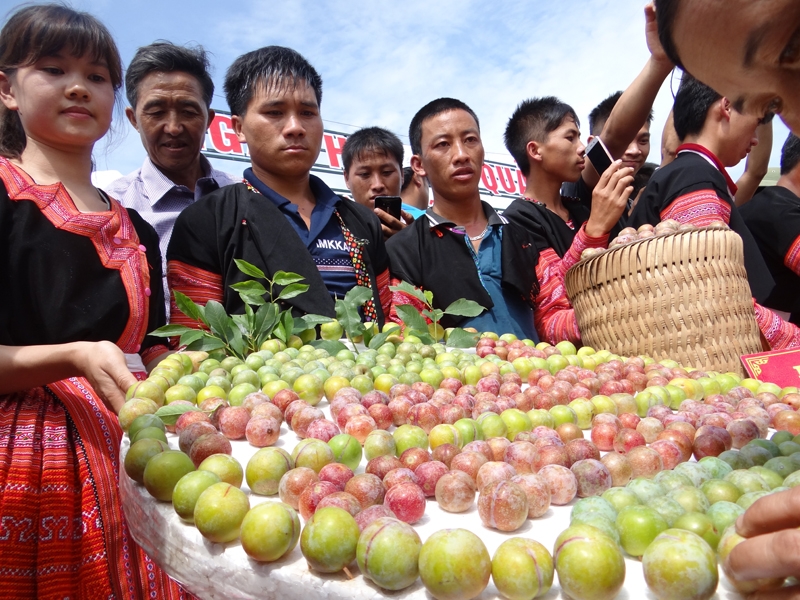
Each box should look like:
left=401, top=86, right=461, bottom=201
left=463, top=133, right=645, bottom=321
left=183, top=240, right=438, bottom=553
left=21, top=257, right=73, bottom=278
left=564, top=227, right=761, bottom=374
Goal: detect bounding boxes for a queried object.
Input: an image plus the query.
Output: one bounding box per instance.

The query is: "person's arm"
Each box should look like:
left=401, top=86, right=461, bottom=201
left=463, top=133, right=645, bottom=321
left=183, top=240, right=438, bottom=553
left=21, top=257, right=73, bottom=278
left=0, top=341, right=135, bottom=413
left=583, top=3, right=674, bottom=188
left=735, top=120, right=773, bottom=206
left=387, top=277, right=430, bottom=326
left=754, top=301, right=800, bottom=349
left=725, top=487, right=800, bottom=585
left=532, top=226, right=608, bottom=344
left=660, top=188, right=732, bottom=226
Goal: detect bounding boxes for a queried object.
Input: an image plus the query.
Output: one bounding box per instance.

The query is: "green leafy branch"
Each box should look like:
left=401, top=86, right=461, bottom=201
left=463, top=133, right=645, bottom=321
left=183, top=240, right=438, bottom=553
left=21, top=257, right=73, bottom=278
left=150, top=260, right=333, bottom=360
left=389, top=282, right=484, bottom=348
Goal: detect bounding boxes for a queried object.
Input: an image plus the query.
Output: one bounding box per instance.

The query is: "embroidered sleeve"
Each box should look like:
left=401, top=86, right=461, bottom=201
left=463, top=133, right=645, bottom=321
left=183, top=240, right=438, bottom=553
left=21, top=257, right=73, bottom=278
left=376, top=268, right=392, bottom=323
left=754, top=300, right=800, bottom=349
left=660, top=190, right=732, bottom=226
left=533, top=248, right=581, bottom=344
left=167, top=260, right=224, bottom=333
left=141, top=345, right=169, bottom=366
left=784, top=235, right=800, bottom=276
left=388, top=277, right=430, bottom=326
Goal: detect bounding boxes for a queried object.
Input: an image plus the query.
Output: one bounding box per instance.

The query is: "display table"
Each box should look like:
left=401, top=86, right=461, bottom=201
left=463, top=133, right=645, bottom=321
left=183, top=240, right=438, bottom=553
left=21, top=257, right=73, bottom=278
left=120, top=416, right=747, bottom=600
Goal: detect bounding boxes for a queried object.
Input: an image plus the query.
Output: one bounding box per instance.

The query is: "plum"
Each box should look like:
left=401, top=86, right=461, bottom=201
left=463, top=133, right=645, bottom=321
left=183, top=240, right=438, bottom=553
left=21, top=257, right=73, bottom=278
left=492, top=537, right=553, bottom=600
left=278, top=467, right=318, bottom=509
left=357, top=517, right=422, bottom=591
left=478, top=480, right=528, bottom=532
left=643, top=529, right=719, bottom=600
left=246, top=447, right=293, bottom=495
left=554, top=524, right=625, bottom=600
left=193, top=482, right=250, bottom=543
left=300, top=506, right=360, bottom=573
left=418, top=529, right=491, bottom=600
left=240, top=501, right=300, bottom=562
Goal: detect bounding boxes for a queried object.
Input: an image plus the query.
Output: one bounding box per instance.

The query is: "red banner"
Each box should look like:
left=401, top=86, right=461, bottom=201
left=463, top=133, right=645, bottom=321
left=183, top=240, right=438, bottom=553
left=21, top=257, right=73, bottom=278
left=741, top=348, right=800, bottom=388
left=201, top=110, right=526, bottom=201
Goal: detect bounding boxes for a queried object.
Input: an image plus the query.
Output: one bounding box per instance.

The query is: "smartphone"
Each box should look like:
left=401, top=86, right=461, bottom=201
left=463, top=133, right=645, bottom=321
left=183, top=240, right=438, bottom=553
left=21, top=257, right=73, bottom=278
left=585, top=137, right=613, bottom=175
left=374, top=196, right=402, bottom=220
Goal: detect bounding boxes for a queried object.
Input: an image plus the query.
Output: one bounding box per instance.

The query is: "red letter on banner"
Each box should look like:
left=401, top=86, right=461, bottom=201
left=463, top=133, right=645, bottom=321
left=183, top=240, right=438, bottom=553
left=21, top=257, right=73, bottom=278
left=324, top=134, right=347, bottom=169
left=481, top=164, right=498, bottom=194
left=496, top=165, right=516, bottom=193
left=208, top=115, right=242, bottom=155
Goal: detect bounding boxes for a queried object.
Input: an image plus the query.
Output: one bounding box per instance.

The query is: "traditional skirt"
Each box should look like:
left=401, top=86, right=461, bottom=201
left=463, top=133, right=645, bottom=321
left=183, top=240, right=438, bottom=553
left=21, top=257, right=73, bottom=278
left=0, top=378, right=194, bottom=600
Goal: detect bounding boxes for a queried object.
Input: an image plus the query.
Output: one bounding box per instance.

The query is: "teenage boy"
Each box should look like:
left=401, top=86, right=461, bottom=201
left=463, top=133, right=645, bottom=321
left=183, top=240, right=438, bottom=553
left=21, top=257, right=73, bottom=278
left=741, top=133, right=800, bottom=326
left=386, top=98, right=542, bottom=340
left=502, top=97, right=634, bottom=343
left=167, top=46, right=390, bottom=325
left=341, top=127, right=414, bottom=239
left=628, top=75, right=800, bottom=349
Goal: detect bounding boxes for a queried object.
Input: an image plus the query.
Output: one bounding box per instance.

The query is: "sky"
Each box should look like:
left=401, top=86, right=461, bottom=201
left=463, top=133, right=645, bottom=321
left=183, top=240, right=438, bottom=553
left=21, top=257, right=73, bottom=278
left=14, top=0, right=790, bottom=179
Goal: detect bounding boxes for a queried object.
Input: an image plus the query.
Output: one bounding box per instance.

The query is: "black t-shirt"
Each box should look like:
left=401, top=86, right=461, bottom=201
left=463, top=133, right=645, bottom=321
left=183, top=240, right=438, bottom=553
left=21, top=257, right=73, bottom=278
left=740, top=185, right=800, bottom=325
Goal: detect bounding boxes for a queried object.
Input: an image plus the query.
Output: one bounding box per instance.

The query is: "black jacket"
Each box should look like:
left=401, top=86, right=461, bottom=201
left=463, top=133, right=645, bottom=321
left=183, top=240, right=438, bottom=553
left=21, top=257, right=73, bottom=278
left=167, top=182, right=388, bottom=324
left=386, top=203, right=541, bottom=329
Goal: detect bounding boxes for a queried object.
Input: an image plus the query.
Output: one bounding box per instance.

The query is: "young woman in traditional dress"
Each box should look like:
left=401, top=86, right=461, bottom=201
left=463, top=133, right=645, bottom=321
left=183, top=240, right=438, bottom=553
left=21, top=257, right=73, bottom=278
left=0, top=5, right=191, bottom=598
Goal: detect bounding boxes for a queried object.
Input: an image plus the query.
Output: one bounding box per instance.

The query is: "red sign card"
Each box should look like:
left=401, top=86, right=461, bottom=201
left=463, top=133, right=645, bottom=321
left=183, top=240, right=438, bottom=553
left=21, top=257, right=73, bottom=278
left=741, top=348, right=800, bottom=388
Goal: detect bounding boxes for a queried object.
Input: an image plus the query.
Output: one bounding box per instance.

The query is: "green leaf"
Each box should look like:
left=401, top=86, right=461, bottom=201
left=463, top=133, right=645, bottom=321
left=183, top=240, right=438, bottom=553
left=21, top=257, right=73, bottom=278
left=232, top=313, right=250, bottom=335
left=234, top=259, right=265, bottom=280
left=277, top=283, right=309, bottom=301
left=344, top=286, right=373, bottom=307
left=281, top=310, right=294, bottom=340
left=174, top=290, right=206, bottom=325
left=362, top=322, right=374, bottom=346
left=186, top=334, right=226, bottom=352
left=335, top=298, right=365, bottom=339
left=298, top=314, right=334, bottom=329
left=230, top=280, right=267, bottom=295
left=272, top=271, right=305, bottom=286
left=228, top=325, right=245, bottom=359
left=446, top=327, right=481, bottom=348
left=423, top=290, right=434, bottom=306
left=178, top=329, right=204, bottom=347
left=444, top=298, right=486, bottom=318
left=411, top=331, right=436, bottom=345
left=155, top=404, right=201, bottom=426
left=367, top=330, right=392, bottom=350
left=149, top=324, right=196, bottom=338
left=239, top=292, right=267, bottom=307
left=389, top=281, right=428, bottom=305
left=422, top=308, right=445, bottom=324
left=395, top=304, right=429, bottom=333
left=204, top=301, right=231, bottom=340
left=254, top=303, right=279, bottom=347
left=310, top=339, right=348, bottom=355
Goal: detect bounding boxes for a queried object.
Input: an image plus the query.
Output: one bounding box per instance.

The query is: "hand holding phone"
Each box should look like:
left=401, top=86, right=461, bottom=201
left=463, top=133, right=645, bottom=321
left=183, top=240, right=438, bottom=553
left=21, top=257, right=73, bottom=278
left=585, top=137, right=613, bottom=175
left=374, top=196, right=402, bottom=220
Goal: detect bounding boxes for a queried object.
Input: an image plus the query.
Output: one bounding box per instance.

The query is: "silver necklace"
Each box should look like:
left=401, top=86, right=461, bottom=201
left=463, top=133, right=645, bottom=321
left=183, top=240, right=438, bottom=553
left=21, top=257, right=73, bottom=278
left=468, top=224, right=490, bottom=241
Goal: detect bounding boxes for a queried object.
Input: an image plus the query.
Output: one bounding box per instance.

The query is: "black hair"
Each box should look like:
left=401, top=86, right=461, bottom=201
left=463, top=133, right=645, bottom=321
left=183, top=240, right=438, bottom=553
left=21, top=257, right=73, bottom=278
left=0, top=4, right=122, bottom=159
left=633, top=161, right=658, bottom=194
left=341, top=127, right=403, bottom=174
left=588, top=91, right=655, bottom=136
left=408, top=98, right=479, bottom=156
left=781, top=133, right=800, bottom=175
left=401, top=166, right=416, bottom=191
left=125, top=41, right=214, bottom=108
left=224, top=46, right=322, bottom=117
left=503, top=96, right=580, bottom=176
left=672, top=74, right=721, bottom=141
left=654, top=0, right=684, bottom=67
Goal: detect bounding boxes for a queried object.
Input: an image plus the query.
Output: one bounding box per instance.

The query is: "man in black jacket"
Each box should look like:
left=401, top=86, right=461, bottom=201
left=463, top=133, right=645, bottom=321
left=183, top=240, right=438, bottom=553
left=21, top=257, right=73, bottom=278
left=386, top=98, right=541, bottom=340
left=167, top=46, right=390, bottom=326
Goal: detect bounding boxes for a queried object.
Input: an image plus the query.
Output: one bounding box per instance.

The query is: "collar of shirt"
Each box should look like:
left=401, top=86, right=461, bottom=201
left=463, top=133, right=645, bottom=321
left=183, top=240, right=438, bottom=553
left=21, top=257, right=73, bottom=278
left=424, top=200, right=507, bottom=234
left=676, top=143, right=739, bottom=197
left=242, top=168, right=341, bottom=242
left=140, top=155, right=233, bottom=207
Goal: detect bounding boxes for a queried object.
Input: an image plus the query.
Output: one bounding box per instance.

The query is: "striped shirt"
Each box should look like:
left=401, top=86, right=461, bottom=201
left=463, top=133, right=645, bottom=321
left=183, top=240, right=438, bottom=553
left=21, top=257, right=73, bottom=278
left=104, top=156, right=238, bottom=316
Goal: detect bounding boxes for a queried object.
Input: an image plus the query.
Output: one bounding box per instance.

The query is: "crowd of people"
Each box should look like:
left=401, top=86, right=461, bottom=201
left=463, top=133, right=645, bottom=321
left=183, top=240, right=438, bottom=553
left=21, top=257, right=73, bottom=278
left=0, top=0, right=799, bottom=597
